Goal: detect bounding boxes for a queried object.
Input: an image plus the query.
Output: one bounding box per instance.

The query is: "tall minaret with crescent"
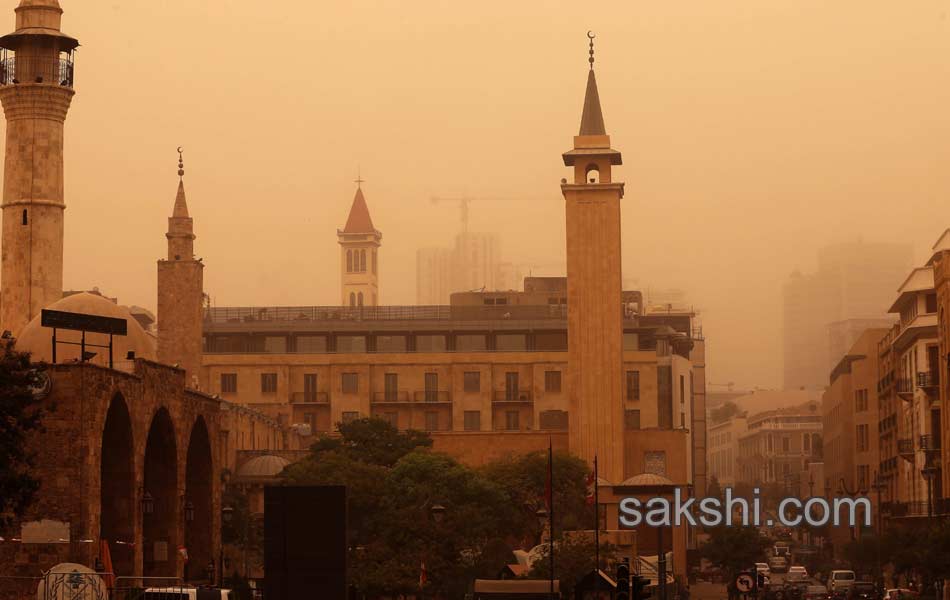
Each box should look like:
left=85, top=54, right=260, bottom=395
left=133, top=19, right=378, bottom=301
left=0, top=0, right=78, bottom=335
left=562, top=33, right=626, bottom=483
left=157, top=149, right=205, bottom=387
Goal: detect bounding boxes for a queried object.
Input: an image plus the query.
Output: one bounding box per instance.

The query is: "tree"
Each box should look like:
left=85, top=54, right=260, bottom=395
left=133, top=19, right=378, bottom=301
left=528, top=535, right=618, bottom=599
left=0, top=342, right=47, bottom=528
left=701, top=525, right=770, bottom=577
left=480, top=450, right=593, bottom=538
left=221, top=487, right=264, bottom=576
left=306, top=417, right=432, bottom=467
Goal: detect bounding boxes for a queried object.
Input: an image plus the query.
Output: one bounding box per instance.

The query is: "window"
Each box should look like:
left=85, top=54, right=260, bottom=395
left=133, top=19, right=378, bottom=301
left=505, top=410, right=520, bottom=431
left=544, top=370, right=562, bottom=393
left=803, top=432, right=811, bottom=452
left=342, top=411, right=359, bottom=424
left=360, top=249, right=367, bottom=272
left=263, top=336, right=286, bottom=353
left=926, top=293, right=938, bottom=314
left=680, top=413, right=686, bottom=428
left=425, top=372, right=439, bottom=402
left=782, top=437, right=790, bottom=453
left=376, top=335, right=406, bottom=352
left=496, top=334, right=526, bottom=351
left=857, top=424, right=869, bottom=452
left=855, top=389, right=868, bottom=412
left=505, top=372, right=519, bottom=401
left=679, top=375, right=685, bottom=404
left=456, top=335, right=487, bottom=351
left=346, top=250, right=352, bottom=272
left=336, top=335, right=366, bottom=353
left=342, top=373, right=359, bottom=394
left=857, top=465, right=870, bottom=489
left=384, top=373, right=398, bottom=402
left=416, top=335, right=446, bottom=352
left=372, top=250, right=377, bottom=274
left=261, top=373, right=277, bottom=393
left=303, top=374, right=318, bottom=402
left=767, top=434, right=773, bottom=452
left=463, top=371, right=481, bottom=393
left=626, top=371, right=640, bottom=401
left=464, top=411, right=481, bottom=431
left=625, top=409, right=641, bottom=430
left=221, top=373, right=237, bottom=393
left=425, top=411, right=439, bottom=432
left=22, top=209, right=27, bottom=225
left=296, top=335, right=326, bottom=353
left=349, top=292, right=356, bottom=307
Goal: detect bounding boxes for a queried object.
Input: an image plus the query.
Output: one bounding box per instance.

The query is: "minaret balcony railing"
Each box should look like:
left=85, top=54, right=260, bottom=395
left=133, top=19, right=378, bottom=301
left=0, top=51, right=74, bottom=87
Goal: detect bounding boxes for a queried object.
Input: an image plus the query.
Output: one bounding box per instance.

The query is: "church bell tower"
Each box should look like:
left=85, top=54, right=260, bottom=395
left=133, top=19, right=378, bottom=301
left=337, top=177, right=381, bottom=307
left=562, top=34, right=626, bottom=483
left=0, top=0, right=78, bottom=335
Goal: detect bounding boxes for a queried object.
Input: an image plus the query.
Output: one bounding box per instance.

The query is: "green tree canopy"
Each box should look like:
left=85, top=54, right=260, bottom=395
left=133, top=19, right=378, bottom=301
left=0, top=342, right=47, bottom=529
left=700, top=525, right=770, bottom=578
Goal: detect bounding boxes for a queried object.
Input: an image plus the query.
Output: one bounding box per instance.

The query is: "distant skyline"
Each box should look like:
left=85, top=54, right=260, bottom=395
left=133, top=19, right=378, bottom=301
left=3, top=0, right=949, bottom=390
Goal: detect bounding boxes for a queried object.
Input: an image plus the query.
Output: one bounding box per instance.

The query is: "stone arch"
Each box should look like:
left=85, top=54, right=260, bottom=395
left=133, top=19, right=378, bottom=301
left=143, top=407, right=178, bottom=578
left=349, top=292, right=356, bottom=307
left=100, top=392, right=135, bottom=576
left=357, top=292, right=363, bottom=307
left=184, top=416, right=213, bottom=582
left=585, top=163, right=600, bottom=183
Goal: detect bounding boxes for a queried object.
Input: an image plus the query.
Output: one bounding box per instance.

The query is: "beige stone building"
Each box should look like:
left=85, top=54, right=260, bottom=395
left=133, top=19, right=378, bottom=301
left=338, top=183, right=382, bottom=307
left=736, top=401, right=822, bottom=486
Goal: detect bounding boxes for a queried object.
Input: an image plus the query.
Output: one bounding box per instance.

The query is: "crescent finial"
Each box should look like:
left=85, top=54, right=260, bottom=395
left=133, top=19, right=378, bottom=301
left=587, top=30, right=595, bottom=40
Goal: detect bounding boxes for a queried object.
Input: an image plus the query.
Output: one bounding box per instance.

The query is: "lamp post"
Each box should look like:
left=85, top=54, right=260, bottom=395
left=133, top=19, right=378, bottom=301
left=220, top=504, right=233, bottom=588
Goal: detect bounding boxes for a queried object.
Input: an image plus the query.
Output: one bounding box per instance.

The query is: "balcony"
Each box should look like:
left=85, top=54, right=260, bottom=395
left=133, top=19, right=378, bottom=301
left=917, top=371, right=939, bottom=394
left=897, top=438, right=915, bottom=460
left=896, top=378, right=914, bottom=400
left=372, top=391, right=411, bottom=404
left=919, top=434, right=941, bottom=452
left=290, top=391, right=328, bottom=403
left=413, top=390, right=452, bottom=404
left=0, top=53, right=75, bottom=87
left=493, top=389, right=534, bottom=403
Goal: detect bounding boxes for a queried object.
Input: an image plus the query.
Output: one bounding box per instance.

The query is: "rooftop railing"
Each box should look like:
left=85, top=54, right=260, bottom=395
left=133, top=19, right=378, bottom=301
left=205, top=304, right=571, bottom=324
left=0, top=53, right=74, bottom=87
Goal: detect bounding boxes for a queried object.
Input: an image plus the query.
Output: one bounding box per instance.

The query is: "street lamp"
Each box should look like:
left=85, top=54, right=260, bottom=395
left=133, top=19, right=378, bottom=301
left=220, top=504, right=234, bottom=587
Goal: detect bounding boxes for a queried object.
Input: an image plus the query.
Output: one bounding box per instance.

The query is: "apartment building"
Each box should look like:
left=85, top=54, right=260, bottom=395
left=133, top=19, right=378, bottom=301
left=708, top=413, right=746, bottom=488
left=736, top=402, right=823, bottom=486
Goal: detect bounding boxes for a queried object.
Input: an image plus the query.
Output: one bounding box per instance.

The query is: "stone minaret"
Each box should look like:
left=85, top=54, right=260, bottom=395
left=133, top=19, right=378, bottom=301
left=0, top=0, right=78, bottom=335
left=562, top=36, right=626, bottom=483
left=337, top=178, right=381, bottom=307
left=157, top=150, right=204, bottom=386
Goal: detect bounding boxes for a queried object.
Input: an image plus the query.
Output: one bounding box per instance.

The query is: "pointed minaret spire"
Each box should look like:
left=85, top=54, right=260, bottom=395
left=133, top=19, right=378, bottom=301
left=166, top=147, right=195, bottom=261
left=578, top=32, right=606, bottom=136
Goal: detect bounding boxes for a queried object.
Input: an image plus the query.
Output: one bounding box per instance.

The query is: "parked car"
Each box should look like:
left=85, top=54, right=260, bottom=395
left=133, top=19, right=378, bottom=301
left=848, top=582, right=879, bottom=600
left=828, top=571, right=857, bottom=595
left=806, top=585, right=831, bottom=600
left=769, top=556, right=789, bottom=573
left=788, top=566, right=808, bottom=581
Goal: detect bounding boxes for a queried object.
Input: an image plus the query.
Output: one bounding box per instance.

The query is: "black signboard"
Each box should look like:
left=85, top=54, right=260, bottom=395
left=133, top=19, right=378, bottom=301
left=41, top=309, right=127, bottom=336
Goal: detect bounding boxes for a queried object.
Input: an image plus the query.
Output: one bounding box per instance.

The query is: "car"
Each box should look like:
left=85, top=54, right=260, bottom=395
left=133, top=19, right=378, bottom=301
left=788, top=566, right=808, bottom=581
left=143, top=588, right=234, bottom=600
left=828, top=571, right=856, bottom=595
left=768, top=556, right=789, bottom=573
left=848, top=582, right=879, bottom=600
left=806, top=585, right=831, bottom=600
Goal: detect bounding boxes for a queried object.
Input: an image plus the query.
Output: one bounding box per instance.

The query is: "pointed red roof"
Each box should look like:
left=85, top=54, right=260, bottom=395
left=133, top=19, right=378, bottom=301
left=343, top=187, right=375, bottom=233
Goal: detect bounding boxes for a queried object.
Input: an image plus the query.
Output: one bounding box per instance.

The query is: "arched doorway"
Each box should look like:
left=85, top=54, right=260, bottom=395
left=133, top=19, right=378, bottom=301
left=143, top=408, right=178, bottom=578
left=184, top=417, right=213, bottom=583
left=100, top=393, right=135, bottom=576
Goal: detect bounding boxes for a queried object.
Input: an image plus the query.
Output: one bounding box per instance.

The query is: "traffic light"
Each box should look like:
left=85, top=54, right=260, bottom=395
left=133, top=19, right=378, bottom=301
left=631, top=574, right=649, bottom=600
left=616, top=558, right=630, bottom=600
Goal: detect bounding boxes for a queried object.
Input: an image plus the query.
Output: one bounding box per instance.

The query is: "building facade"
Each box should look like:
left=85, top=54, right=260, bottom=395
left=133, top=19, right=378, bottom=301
left=338, top=184, right=381, bottom=307
left=736, top=401, right=822, bottom=486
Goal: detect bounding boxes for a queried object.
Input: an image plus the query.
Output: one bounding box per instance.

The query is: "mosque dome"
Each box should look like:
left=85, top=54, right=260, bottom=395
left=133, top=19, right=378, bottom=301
left=237, top=455, right=290, bottom=479
left=619, top=473, right=675, bottom=487
left=16, top=292, right=156, bottom=370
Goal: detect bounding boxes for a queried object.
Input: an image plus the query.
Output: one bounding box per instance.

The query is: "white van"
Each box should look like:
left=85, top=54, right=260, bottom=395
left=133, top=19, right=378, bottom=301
left=143, top=588, right=234, bottom=600
left=828, top=571, right=856, bottom=594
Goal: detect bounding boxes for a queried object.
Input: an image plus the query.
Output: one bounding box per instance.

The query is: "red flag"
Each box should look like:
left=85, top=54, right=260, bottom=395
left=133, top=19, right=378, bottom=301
left=419, top=561, right=427, bottom=588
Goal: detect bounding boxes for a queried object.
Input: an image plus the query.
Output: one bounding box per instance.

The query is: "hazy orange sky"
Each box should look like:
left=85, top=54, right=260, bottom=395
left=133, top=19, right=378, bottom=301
left=6, top=0, right=950, bottom=389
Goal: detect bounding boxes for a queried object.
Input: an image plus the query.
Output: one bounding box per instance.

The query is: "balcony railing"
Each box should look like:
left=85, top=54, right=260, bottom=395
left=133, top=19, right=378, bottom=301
left=372, top=391, right=411, bottom=403
left=896, top=378, right=914, bottom=398
left=917, top=371, right=939, bottom=390
left=290, top=391, right=328, bottom=403
left=897, top=438, right=915, bottom=457
left=0, top=53, right=74, bottom=87
left=920, top=434, right=941, bottom=451
left=413, top=390, right=452, bottom=403
left=493, top=390, right=534, bottom=403
left=205, top=303, right=570, bottom=324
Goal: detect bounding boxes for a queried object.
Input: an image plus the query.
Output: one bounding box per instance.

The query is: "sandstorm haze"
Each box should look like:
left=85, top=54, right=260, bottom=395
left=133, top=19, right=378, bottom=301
left=10, top=0, right=950, bottom=390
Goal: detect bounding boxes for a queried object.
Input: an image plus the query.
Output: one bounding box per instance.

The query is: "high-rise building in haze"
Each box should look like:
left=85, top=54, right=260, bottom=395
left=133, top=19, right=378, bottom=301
left=416, top=231, right=503, bottom=303
left=783, top=240, right=912, bottom=390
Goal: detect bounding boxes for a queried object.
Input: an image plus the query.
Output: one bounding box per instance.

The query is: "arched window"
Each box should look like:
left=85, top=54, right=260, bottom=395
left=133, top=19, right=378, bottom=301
left=22, top=209, right=28, bottom=225
left=346, top=250, right=353, bottom=273
left=372, top=250, right=377, bottom=274
left=585, top=164, right=600, bottom=184
left=357, top=292, right=364, bottom=306
left=349, top=292, right=356, bottom=307
left=360, top=249, right=367, bottom=272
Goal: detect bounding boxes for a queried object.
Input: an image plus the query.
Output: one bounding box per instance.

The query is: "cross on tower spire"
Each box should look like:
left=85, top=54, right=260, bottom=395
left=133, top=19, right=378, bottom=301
left=354, top=167, right=365, bottom=189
